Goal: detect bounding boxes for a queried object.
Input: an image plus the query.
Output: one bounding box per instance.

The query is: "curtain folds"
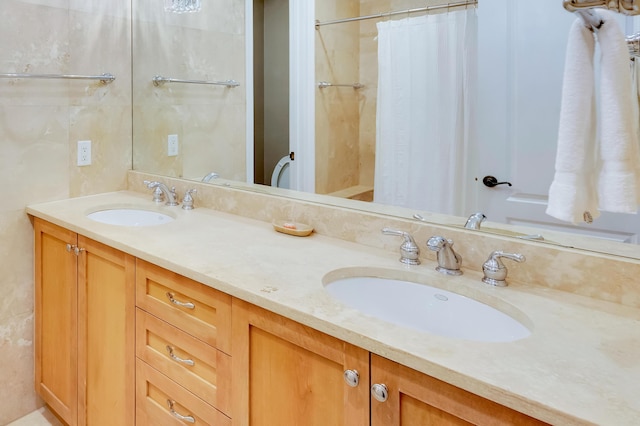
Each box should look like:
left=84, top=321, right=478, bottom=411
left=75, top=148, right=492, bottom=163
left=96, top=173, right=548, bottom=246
left=374, top=8, right=477, bottom=215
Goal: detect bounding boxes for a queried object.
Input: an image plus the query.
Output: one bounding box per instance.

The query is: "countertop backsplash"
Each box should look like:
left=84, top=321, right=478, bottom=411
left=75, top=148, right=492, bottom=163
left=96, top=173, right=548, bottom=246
left=128, top=170, right=640, bottom=309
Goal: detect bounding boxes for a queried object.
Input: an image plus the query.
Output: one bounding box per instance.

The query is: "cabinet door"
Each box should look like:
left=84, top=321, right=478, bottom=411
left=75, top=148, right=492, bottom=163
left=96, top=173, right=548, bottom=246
left=34, top=219, right=78, bottom=426
left=77, top=235, right=136, bottom=426
left=370, top=354, right=548, bottom=426
left=232, top=299, right=369, bottom=426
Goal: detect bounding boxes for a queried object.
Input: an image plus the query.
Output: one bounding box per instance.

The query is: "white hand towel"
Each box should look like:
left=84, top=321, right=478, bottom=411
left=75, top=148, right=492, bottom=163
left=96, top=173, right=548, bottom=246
left=547, top=18, right=600, bottom=224
left=596, top=10, right=640, bottom=213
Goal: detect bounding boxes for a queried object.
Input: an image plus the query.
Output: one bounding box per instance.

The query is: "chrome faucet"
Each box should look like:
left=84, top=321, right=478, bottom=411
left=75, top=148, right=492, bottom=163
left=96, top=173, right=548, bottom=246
left=382, top=228, right=420, bottom=265
left=464, top=212, right=486, bottom=230
left=482, top=251, right=525, bottom=287
left=144, top=180, right=179, bottom=206
left=426, top=236, right=462, bottom=275
left=202, top=172, right=219, bottom=182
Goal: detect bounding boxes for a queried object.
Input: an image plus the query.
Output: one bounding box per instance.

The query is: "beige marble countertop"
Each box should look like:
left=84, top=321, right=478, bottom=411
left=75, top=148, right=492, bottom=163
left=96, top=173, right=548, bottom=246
left=27, top=191, right=640, bottom=425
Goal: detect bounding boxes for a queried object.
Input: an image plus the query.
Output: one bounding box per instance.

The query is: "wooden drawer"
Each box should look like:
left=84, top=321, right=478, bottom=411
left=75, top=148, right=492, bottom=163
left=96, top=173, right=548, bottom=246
left=136, top=259, right=231, bottom=354
left=136, top=359, right=231, bottom=426
left=136, top=309, right=231, bottom=416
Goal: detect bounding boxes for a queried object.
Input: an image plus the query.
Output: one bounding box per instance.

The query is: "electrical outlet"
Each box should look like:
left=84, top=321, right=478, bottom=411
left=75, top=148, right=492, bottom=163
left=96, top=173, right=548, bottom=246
left=77, top=140, right=91, bottom=166
left=168, top=134, right=179, bottom=157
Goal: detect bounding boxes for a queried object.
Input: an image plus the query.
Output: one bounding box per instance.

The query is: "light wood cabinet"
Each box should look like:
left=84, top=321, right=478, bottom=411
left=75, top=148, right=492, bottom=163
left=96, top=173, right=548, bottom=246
left=135, top=259, right=232, bottom=425
left=232, top=298, right=548, bottom=426
left=370, top=354, right=547, bottom=426
left=34, top=219, right=78, bottom=425
left=231, top=298, right=370, bottom=426
left=34, top=218, right=135, bottom=426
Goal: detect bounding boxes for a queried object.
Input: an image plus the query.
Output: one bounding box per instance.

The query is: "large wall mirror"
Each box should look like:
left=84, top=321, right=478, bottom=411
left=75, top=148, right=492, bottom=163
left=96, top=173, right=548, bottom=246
left=132, top=0, right=640, bottom=259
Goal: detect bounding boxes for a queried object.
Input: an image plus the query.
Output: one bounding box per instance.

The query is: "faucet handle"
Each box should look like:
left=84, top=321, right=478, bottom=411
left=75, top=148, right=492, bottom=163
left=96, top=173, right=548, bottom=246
left=144, top=181, right=164, bottom=203
left=181, top=189, right=197, bottom=210
left=426, top=236, right=462, bottom=276
left=382, top=228, right=420, bottom=265
left=482, top=251, right=526, bottom=287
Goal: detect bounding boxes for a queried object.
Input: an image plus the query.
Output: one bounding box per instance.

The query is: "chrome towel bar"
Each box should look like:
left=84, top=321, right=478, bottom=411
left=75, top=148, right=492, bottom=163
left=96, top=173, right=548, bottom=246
left=563, top=0, right=640, bottom=16
left=0, top=72, right=115, bottom=84
left=317, top=81, right=364, bottom=89
left=152, top=75, right=239, bottom=88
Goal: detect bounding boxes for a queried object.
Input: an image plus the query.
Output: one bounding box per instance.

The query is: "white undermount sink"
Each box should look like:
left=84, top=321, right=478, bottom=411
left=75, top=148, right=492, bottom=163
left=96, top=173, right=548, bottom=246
left=323, top=271, right=531, bottom=343
left=86, top=207, right=175, bottom=227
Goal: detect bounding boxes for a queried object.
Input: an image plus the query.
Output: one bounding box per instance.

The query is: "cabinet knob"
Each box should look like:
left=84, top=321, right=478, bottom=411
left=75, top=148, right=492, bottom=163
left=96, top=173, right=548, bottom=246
left=371, top=383, right=389, bottom=402
left=343, top=369, right=360, bottom=387
left=65, top=244, right=85, bottom=256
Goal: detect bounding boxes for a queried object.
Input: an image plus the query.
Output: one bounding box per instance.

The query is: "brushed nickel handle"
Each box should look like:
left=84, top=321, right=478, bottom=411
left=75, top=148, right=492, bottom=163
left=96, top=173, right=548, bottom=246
left=166, top=292, right=195, bottom=309
left=167, top=400, right=195, bottom=423
left=343, top=369, right=360, bottom=387
left=66, top=244, right=74, bottom=252
left=371, top=383, right=389, bottom=402
left=166, top=345, right=195, bottom=366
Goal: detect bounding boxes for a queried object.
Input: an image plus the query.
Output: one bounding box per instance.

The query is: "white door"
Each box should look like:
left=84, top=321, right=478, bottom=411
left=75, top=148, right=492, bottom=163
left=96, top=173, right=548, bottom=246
left=472, top=0, right=640, bottom=244
left=245, top=0, right=315, bottom=192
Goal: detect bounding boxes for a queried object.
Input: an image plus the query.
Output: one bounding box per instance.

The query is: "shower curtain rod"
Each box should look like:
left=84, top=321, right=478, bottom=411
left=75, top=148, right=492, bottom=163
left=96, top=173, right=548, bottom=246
left=315, top=0, right=477, bottom=28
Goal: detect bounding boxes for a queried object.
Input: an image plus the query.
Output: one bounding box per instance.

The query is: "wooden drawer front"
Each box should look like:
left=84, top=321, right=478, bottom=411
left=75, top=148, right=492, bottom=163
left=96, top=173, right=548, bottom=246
left=136, top=259, right=231, bottom=354
left=136, top=309, right=231, bottom=416
left=136, top=359, right=231, bottom=426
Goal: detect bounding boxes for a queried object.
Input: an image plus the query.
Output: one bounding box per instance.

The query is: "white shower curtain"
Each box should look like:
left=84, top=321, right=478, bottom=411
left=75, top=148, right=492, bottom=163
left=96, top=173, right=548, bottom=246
left=374, top=8, right=477, bottom=215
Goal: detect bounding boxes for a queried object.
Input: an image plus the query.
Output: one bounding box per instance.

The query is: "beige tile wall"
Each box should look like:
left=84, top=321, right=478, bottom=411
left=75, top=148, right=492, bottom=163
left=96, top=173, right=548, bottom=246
left=0, top=1, right=132, bottom=423
left=316, top=0, right=457, bottom=195
left=132, top=0, right=246, bottom=182
left=315, top=0, right=362, bottom=194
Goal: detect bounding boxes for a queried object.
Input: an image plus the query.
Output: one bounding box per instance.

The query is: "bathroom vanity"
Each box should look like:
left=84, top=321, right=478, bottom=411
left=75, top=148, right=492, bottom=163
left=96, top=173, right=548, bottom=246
left=28, top=186, right=640, bottom=425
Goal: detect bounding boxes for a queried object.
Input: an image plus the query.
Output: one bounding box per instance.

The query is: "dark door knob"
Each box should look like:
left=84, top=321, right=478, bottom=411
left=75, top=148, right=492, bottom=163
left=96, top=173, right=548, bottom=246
left=483, top=176, right=512, bottom=188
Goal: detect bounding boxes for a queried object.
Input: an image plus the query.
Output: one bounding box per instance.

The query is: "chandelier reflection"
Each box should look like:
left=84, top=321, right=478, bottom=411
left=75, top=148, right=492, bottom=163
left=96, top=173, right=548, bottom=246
left=165, top=0, right=201, bottom=13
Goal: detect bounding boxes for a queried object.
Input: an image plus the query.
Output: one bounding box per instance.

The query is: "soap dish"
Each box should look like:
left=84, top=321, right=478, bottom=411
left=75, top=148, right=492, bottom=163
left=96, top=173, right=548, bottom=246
left=273, top=220, right=313, bottom=237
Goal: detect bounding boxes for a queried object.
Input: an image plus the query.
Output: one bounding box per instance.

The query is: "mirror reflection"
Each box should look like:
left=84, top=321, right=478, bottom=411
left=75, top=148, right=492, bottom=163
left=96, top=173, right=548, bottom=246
left=132, top=0, right=640, bottom=258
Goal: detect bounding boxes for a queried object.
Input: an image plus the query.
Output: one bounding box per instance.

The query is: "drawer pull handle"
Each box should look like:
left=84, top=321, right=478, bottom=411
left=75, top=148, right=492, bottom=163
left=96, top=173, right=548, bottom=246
left=166, top=345, right=195, bottom=366
left=167, top=400, right=195, bottom=424
left=166, top=292, right=195, bottom=309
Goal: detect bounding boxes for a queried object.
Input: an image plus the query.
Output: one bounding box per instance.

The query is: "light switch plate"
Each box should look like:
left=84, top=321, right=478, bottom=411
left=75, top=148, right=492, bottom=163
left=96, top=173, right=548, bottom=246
left=168, top=134, right=179, bottom=157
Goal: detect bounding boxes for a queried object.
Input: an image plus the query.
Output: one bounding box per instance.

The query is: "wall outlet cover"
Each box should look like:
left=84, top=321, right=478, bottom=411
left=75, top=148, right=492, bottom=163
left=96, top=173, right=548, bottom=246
left=77, top=140, right=91, bottom=166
